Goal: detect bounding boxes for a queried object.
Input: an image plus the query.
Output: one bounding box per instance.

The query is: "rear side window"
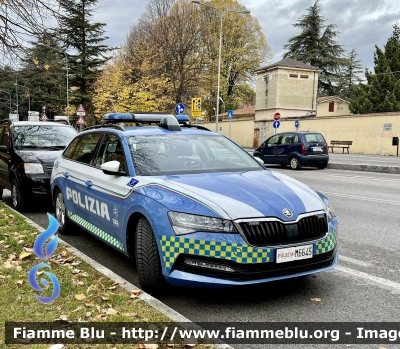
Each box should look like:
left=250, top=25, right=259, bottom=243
left=305, top=133, right=326, bottom=143
left=65, top=133, right=103, bottom=164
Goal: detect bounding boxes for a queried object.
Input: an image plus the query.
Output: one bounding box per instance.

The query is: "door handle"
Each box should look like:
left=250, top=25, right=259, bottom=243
left=63, top=172, right=70, bottom=178
left=85, top=180, right=93, bottom=188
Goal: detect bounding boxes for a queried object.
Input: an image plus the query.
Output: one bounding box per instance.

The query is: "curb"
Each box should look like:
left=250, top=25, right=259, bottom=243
left=8, top=205, right=234, bottom=349
left=327, top=162, right=400, bottom=174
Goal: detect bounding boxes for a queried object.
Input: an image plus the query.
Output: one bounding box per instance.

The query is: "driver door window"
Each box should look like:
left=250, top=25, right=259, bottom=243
left=94, top=134, right=127, bottom=173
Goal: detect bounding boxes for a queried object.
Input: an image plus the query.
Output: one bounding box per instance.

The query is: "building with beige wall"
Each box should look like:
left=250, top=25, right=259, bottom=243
left=317, top=96, right=351, bottom=117
left=254, top=58, right=320, bottom=144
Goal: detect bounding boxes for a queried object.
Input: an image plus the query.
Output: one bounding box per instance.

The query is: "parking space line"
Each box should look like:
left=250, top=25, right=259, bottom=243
left=322, top=191, right=400, bottom=205
left=336, top=265, right=400, bottom=292
left=339, top=255, right=372, bottom=267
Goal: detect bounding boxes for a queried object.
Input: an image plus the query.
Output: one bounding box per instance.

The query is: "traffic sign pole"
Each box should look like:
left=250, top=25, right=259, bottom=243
left=228, top=110, right=233, bottom=138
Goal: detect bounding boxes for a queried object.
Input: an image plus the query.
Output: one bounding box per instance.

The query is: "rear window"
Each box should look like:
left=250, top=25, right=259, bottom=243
left=304, top=133, right=326, bottom=143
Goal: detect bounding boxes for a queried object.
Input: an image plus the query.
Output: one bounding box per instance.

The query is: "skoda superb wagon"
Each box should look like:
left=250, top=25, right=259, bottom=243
left=51, top=113, right=338, bottom=294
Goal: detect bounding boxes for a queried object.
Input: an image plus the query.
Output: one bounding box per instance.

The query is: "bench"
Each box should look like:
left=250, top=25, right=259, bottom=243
left=329, top=140, right=353, bottom=153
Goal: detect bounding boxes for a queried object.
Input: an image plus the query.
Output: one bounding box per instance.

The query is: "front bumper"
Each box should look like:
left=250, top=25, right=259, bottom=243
left=160, top=219, right=338, bottom=288
left=17, top=174, right=51, bottom=197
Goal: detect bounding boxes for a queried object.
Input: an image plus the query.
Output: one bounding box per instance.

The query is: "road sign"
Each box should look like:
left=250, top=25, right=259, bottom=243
left=274, top=112, right=281, bottom=121
left=228, top=110, right=233, bottom=120
left=28, top=111, right=39, bottom=121
left=76, top=116, right=86, bottom=125
left=76, top=104, right=86, bottom=112
left=175, top=103, right=185, bottom=114
left=9, top=114, right=18, bottom=121
left=76, top=104, right=86, bottom=116
left=192, top=97, right=202, bottom=112
left=192, top=111, right=202, bottom=117
left=273, top=121, right=280, bottom=129
left=40, top=113, right=48, bottom=121
left=295, top=120, right=299, bottom=128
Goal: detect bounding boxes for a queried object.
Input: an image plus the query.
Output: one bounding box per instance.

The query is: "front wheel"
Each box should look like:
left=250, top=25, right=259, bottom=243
left=0, top=186, right=3, bottom=199
left=136, top=217, right=167, bottom=294
left=289, top=156, right=301, bottom=170
left=317, top=162, right=328, bottom=169
left=10, top=180, right=26, bottom=211
left=55, top=190, right=72, bottom=234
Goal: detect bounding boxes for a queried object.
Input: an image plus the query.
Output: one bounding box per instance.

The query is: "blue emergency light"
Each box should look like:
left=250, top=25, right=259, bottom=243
left=102, top=112, right=190, bottom=131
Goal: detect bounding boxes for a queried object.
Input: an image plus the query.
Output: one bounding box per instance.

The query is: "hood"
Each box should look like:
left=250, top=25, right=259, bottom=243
left=136, top=170, right=325, bottom=221
left=15, top=150, right=63, bottom=164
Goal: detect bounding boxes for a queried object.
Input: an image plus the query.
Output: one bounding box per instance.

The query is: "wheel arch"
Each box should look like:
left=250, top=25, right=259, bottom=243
left=126, top=212, right=146, bottom=259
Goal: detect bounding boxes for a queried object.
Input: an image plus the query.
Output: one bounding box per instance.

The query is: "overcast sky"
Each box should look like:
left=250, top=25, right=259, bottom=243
left=95, top=0, right=400, bottom=72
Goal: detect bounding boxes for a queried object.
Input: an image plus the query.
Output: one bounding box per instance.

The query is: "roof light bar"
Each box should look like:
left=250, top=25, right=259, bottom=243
left=102, top=112, right=185, bottom=131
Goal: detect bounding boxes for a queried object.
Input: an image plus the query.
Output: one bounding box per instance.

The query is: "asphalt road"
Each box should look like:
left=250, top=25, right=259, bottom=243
left=4, top=167, right=400, bottom=349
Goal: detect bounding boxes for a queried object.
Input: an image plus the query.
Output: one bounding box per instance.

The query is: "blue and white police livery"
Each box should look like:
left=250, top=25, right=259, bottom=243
left=51, top=113, right=338, bottom=294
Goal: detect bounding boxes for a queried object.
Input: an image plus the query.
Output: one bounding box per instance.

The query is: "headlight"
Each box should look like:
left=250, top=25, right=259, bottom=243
left=24, top=163, right=44, bottom=174
left=326, top=205, right=336, bottom=222
left=168, top=211, right=236, bottom=235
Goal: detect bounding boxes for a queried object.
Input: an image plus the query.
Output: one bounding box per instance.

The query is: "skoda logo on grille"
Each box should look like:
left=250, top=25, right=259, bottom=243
left=282, top=208, right=293, bottom=218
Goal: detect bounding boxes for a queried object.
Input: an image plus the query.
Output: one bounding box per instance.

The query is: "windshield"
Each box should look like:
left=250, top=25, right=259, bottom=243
left=127, top=134, right=263, bottom=176
left=12, top=125, right=77, bottom=150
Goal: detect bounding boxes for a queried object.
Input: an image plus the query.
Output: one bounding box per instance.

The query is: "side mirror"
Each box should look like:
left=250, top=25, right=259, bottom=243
left=100, top=160, right=121, bottom=175
left=254, top=156, right=264, bottom=165
left=0, top=145, right=7, bottom=153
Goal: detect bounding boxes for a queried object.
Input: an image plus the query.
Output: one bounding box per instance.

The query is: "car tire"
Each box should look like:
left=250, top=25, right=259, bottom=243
left=0, top=186, right=3, bottom=199
left=317, top=163, right=328, bottom=169
left=289, top=156, right=301, bottom=170
left=55, top=189, right=72, bottom=234
left=136, top=217, right=168, bottom=294
left=10, top=180, right=26, bottom=211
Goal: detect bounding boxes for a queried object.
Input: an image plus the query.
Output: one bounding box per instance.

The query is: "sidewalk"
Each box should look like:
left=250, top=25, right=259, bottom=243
left=245, top=149, right=400, bottom=174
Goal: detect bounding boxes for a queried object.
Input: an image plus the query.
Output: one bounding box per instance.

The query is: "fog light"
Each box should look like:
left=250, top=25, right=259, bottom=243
left=184, top=258, right=235, bottom=272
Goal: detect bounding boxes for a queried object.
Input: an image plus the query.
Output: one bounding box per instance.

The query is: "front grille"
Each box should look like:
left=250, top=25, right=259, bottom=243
left=173, top=248, right=336, bottom=282
left=238, top=214, right=327, bottom=246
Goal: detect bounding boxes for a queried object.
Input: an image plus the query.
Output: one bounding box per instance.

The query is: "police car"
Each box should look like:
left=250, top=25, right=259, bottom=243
left=50, top=112, right=338, bottom=294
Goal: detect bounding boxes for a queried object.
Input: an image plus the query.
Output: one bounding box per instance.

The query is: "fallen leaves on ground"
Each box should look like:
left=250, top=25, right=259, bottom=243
left=138, top=344, right=158, bottom=349
left=122, top=312, right=138, bottom=318
left=19, top=251, right=32, bottom=260
left=103, top=308, right=118, bottom=316
left=14, top=280, right=23, bottom=285
left=75, top=294, right=86, bottom=301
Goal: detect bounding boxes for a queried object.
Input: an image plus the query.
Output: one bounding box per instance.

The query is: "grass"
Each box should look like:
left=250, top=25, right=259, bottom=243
left=0, top=202, right=213, bottom=349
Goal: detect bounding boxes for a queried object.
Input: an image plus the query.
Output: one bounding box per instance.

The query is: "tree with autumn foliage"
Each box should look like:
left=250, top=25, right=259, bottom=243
left=93, top=0, right=271, bottom=120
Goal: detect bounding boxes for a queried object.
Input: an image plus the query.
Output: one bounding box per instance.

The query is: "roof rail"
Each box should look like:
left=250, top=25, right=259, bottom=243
left=180, top=123, right=211, bottom=131
left=84, top=123, right=125, bottom=131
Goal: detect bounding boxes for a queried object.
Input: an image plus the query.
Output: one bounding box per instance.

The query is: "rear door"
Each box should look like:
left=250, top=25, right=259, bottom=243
left=304, top=133, right=328, bottom=155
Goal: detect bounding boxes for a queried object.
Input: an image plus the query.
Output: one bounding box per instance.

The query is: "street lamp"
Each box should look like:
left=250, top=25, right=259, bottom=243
left=14, top=84, right=30, bottom=112
left=192, top=0, right=250, bottom=133
left=38, top=43, right=69, bottom=122
left=0, top=90, right=12, bottom=113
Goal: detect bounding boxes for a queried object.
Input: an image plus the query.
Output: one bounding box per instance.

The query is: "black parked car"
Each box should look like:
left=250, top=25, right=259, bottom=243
left=0, top=119, right=77, bottom=210
left=254, top=131, right=329, bottom=170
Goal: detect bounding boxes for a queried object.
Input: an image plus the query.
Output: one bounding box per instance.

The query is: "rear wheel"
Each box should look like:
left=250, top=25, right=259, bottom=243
left=289, top=156, right=301, bottom=170
left=136, top=217, right=167, bottom=294
left=0, top=186, right=3, bottom=199
left=317, top=162, right=328, bottom=169
left=55, top=190, right=72, bottom=234
left=10, top=180, right=26, bottom=211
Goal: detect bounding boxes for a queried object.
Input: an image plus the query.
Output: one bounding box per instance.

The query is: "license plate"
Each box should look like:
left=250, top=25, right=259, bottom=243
left=276, top=244, right=313, bottom=263
left=312, top=147, right=323, bottom=152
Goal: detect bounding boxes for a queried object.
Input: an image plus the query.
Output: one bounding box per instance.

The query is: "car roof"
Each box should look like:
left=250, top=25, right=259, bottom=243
left=11, top=121, right=73, bottom=127
left=81, top=125, right=217, bottom=137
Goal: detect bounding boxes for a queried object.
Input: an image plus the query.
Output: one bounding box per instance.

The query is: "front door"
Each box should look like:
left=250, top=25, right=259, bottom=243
left=85, top=133, right=130, bottom=252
